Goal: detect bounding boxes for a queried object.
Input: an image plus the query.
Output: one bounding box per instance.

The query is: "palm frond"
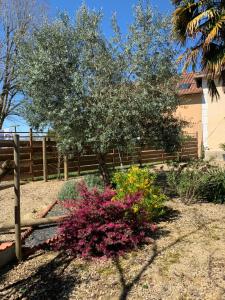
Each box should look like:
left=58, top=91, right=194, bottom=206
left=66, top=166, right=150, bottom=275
left=172, top=0, right=225, bottom=97
left=204, top=14, right=225, bottom=45
left=187, top=9, right=217, bottom=35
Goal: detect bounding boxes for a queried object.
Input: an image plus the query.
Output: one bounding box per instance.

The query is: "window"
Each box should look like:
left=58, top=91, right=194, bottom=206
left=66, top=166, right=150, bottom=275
left=195, top=78, right=202, bottom=88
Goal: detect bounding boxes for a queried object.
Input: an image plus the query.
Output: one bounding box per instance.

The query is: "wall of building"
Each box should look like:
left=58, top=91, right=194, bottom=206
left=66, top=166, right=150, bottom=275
left=202, top=79, right=225, bottom=161
left=176, top=94, right=203, bottom=156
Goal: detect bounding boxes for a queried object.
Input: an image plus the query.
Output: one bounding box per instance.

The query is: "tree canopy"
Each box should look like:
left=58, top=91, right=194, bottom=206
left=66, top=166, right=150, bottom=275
left=18, top=2, right=182, bottom=183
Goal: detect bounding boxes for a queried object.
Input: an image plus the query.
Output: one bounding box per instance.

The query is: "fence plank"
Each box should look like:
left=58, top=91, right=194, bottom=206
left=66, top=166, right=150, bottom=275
left=0, top=135, right=199, bottom=181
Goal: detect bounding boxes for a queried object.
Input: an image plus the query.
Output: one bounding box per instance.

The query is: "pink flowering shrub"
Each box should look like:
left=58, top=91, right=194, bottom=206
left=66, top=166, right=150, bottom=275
left=55, top=182, right=156, bottom=258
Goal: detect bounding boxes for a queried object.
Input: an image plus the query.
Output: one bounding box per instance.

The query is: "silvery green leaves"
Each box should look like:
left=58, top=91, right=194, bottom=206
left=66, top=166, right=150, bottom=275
left=18, top=1, right=182, bottom=157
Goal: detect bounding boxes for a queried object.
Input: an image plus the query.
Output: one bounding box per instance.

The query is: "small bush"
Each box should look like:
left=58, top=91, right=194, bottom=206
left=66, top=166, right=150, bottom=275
left=82, top=174, right=104, bottom=191
left=112, top=166, right=166, bottom=219
left=58, top=174, right=104, bottom=201
left=58, top=180, right=79, bottom=201
left=55, top=182, right=156, bottom=258
left=167, top=168, right=202, bottom=201
left=198, top=168, right=225, bottom=203
left=167, top=161, right=225, bottom=203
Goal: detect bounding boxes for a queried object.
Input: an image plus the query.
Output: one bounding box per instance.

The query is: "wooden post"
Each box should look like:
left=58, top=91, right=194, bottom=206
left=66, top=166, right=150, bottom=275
left=57, top=153, right=62, bottom=180
left=29, top=128, right=34, bottom=180
left=14, top=134, right=22, bottom=261
left=77, top=153, right=81, bottom=176
left=42, top=137, right=47, bottom=182
left=64, top=155, right=68, bottom=181
left=112, top=148, right=115, bottom=170
left=162, top=151, right=165, bottom=163
left=139, top=149, right=142, bottom=168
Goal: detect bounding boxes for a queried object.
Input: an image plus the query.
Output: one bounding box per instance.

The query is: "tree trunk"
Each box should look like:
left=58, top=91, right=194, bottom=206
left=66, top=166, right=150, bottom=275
left=0, top=114, right=5, bottom=130
left=97, top=153, right=110, bottom=186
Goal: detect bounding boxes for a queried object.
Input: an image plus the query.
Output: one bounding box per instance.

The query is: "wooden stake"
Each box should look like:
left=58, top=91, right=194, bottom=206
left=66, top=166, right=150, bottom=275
left=42, top=137, right=47, bottom=182
left=29, top=128, right=34, bottom=180
left=14, top=134, right=22, bottom=261
left=0, top=215, right=68, bottom=232
left=64, top=155, right=68, bottom=181
left=77, top=153, right=81, bottom=176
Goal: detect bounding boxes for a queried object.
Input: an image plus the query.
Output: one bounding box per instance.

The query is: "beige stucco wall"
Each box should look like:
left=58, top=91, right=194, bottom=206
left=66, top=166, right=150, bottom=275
left=202, top=79, right=225, bottom=161
left=176, top=94, right=203, bottom=156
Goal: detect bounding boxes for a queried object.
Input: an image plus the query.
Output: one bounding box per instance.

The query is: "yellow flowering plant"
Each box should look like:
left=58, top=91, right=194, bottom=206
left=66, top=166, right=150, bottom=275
left=113, top=166, right=166, bottom=219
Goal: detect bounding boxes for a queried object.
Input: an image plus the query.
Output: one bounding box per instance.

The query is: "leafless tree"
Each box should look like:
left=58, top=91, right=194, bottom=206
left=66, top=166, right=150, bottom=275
left=0, top=0, right=46, bottom=129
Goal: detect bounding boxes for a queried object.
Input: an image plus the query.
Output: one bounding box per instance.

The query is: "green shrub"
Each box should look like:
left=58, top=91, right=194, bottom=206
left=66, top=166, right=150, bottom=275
left=58, top=174, right=104, bottom=201
left=58, top=180, right=79, bottom=201
left=112, top=166, right=167, bottom=220
left=198, top=168, right=225, bottom=203
left=82, top=174, right=104, bottom=191
left=167, top=168, right=202, bottom=202
left=167, top=162, right=225, bottom=203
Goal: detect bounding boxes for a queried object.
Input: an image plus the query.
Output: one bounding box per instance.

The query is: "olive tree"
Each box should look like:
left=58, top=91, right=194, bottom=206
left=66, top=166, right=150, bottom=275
left=18, top=2, right=182, bottom=184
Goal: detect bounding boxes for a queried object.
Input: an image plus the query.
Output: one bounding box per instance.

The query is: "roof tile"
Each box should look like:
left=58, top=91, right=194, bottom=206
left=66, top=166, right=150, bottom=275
left=178, top=73, right=202, bottom=96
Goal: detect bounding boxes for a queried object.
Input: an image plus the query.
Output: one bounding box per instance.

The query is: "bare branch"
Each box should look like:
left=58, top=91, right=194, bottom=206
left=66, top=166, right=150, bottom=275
left=0, top=0, right=47, bottom=129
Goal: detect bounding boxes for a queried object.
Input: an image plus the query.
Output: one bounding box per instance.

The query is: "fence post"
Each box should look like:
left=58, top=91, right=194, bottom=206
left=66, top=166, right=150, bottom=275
left=29, top=128, right=34, bottom=180
left=14, top=134, right=22, bottom=261
left=162, top=151, right=165, bottom=163
left=42, top=137, right=47, bottom=182
left=77, top=153, right=81, bottom=176
left=139, top=148, right=142, bottom=168
left=112, top=148, right=115, bottom=170
left=57, top=153, right=62, bottom=180
left=64, top=155, right=68, bottom=181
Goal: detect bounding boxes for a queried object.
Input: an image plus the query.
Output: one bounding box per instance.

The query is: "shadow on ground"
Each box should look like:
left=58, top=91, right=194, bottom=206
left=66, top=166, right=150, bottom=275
left=0, top=252, right=78, bottom=300
left=113, top=209, right=225, bottom=300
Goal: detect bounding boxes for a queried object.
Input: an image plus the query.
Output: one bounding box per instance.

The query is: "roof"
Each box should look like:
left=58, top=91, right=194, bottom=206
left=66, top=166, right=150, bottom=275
left=178, top=73, right=203, bottom=96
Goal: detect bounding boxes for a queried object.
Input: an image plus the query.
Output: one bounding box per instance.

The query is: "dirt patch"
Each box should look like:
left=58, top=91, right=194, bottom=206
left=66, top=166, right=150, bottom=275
left=1, top=199, right=225, bottom=299
left=0, top=180, right=65, bottom=242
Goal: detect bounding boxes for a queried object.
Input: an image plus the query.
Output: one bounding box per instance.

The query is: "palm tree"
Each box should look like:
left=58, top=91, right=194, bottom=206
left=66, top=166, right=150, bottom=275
left=172, top=0, right=225, bottom=97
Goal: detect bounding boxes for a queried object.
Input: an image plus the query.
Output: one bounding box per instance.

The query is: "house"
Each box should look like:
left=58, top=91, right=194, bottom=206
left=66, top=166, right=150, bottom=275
left=177, top=73, right=225, bottom=161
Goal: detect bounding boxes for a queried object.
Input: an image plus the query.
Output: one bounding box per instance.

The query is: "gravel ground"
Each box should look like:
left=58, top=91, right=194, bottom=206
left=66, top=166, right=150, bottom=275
left=0, top=180, right=65, bottom=242
left=1, top=199, right=225, bottom=299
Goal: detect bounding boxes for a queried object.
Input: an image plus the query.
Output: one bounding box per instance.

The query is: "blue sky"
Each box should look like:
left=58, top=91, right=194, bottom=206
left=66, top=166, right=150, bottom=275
left=48, top=0, right=173, bottom=36
left=4, top=0, right=174, bottom=131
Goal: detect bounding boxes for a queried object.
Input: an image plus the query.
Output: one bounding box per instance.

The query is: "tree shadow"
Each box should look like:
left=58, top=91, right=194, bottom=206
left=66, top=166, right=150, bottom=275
left=208, top=250, right=225, bottom=296
left=156, top=206, right=181, bottom=223
left=114, top=244, right=158, bottom=300
left=114, top=215, right=224, bottom=300
left=0, top=181, right=28, bottom=191
left=0, top=252, right=79, bottom=300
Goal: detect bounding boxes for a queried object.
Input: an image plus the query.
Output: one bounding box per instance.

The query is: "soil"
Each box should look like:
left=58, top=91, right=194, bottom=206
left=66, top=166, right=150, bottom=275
left=0, top=180, right=65, bottom=243
left=1, top=198, right=225, bottom=300
left=24, top=202, right=69, bottom=248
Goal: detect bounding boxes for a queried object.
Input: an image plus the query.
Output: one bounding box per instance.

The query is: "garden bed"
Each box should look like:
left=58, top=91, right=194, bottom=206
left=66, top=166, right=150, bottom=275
left=0, top=180, right=65, bottom=243
left=24, top=201, right=69, bottom=248
left=1, top=198, right=225, bottom=299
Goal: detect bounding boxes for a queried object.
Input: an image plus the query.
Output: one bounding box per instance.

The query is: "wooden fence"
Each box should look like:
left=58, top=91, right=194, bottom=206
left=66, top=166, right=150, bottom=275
left=0, top=131, right=198, bottom=182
